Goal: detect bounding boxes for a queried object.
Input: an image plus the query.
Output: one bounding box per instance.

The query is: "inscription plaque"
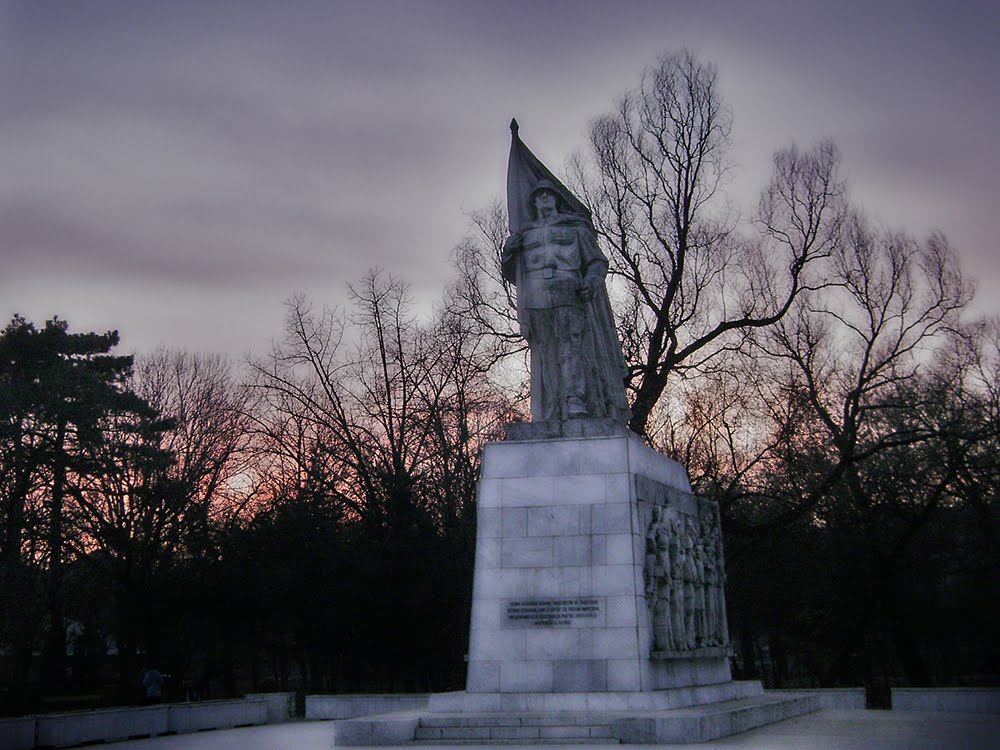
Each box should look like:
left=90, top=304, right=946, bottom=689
left=503, top=597, right=604, bottom=628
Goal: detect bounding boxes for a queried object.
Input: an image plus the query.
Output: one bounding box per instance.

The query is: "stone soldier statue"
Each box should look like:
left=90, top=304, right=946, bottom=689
left=503, top=120, right=631, bottom=425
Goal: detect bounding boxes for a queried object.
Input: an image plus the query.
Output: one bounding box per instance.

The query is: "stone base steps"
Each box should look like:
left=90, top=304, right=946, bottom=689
left=415, top=739, right=611, bottom=745
left=613, top=692, right=820, bottom=744
left=333, top=689, right=820, bottom=745
left=409, top=692, right=818, bottom=745
left=428, top=681, right=764, bottom=713
left=414, top=712, right=614, bottom=743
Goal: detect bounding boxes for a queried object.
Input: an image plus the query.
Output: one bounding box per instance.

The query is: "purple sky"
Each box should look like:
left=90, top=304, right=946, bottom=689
left=2, top=0, right=998, bottom=359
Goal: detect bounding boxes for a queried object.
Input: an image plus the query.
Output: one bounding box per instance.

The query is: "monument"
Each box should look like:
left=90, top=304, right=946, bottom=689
left=459, top=121, right=734, bottom=700
left=332, top=122, right=819, bottom=745
left=501, top=119, right=630, bottom=429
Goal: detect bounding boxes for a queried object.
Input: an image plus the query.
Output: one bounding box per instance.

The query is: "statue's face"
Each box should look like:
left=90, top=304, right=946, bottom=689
left=533, top=189, right=557, bottom=215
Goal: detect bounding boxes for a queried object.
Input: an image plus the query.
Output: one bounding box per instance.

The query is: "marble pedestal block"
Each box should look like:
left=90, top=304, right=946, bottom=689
left=332, top=428, right=821, bottom=745
left=465, top=430, right=731, bottom=696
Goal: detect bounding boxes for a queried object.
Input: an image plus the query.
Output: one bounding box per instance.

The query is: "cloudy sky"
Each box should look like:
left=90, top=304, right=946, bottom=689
left=2, top=0, right=998, bottom=360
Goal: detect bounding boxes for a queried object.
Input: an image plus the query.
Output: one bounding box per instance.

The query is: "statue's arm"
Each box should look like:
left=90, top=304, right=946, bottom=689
left=501, top=232, right=522, bottom=285
left=577, top=226, right=609, bottom=299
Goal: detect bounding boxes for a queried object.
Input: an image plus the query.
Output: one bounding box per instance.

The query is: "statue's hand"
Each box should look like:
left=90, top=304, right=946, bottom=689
left=578, top=277, right=599, bottom=301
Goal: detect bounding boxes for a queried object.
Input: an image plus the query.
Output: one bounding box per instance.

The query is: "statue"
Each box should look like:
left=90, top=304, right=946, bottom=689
left=503, top=120, right=630, bottom=425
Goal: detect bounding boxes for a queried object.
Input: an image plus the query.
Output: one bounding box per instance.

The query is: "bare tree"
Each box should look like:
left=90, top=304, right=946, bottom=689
left=419, top=295, right=518, bottom=529
left=249, top=269, right=511, bottom=535
left=723, top=216, right=974, bottom=691
left=133, top=351, right=255, bottom=534
left=447, top=201, right=524, bottom=364
left=754, top=220, right=969, bottom=517
left=245, top=269, right=516, bottom=689
left=569, top=50, right=845, bottom=435
left=61, top=351, right=253, bottom=684
left=654, top=350, right=796, bottom=513
left=936, top=317, right=1000, bottom=556
left=66, top=405, right=180, bottom=678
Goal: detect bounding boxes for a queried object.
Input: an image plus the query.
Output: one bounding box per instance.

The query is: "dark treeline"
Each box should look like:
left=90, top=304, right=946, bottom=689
left=2, top=51, right=997, bottom=714
left=0, top=278, right=516, bottom=713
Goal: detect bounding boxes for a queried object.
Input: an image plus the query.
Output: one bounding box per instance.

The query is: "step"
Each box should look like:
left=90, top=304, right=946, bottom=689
left=428, top=682, right=764, bottom=713
left=611, top=692, right=819, bottom=743
left=416, top=715, right=615, bottom=743
left=334, top=690, right=820, bottom=745
left=412, top=740, right=612, bottom=745
left=419, top=712, right=610, bottom=728
left=415, top=724, right=613, bottom=741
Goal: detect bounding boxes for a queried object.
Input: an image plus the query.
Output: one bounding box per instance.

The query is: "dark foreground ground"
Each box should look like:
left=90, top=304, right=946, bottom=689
left=103, top=709, right=1000, bottom=750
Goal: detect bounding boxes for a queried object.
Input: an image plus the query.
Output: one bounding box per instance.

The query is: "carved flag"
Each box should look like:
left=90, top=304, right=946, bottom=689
left=506, top=118, right=593, bottom=235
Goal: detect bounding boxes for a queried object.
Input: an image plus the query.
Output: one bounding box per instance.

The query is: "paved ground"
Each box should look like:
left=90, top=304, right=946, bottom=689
left=104, top=709, right=1000, bottom=750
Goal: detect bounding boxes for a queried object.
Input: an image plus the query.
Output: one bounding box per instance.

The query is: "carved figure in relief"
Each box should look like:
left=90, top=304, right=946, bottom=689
left=702, top=523, right=720, bottom=646
left=644, top=506, right=675, bottom=651
left=698, top=509, right=717, bottom=646
left=644, top=502, right=730, bottom=654
left=678, top=518, right=696, bottom=649
left=691, top=516, right=708, bottom=647
left=504, top=122, right=631, bottom=424
left=711, top=526, right=729, bottom=646
left=668, top=514, right=686, bottom=649
left=701, top=504, right=729, bottom=647
left=644, top=509, right=659, bottom=602
left=644, top=508, right=660, bottom=641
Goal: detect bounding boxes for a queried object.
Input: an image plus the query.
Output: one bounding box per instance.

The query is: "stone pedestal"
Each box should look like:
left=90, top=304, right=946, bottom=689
left=332, top=427, right=820, bottom=745
left=465, top=429, right=730, bottom=696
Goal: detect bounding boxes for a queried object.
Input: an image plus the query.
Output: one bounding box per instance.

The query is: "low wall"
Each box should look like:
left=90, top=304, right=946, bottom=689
left=892, top=687, right=1000, bottom=713
left=245, top=691, right=295, bottom=723
left=783, top=688, right=867, bottom=709
left=332, top=716, right=420, bottom=745
left=2, top=693, right=285, bottom=748
left=36, top=705, right=168, bottom=748
left=167, top=698, right=267, bottom=733
left=305, top=693, right=430, bottom=720
left=0, top=716, right=36, bottom=750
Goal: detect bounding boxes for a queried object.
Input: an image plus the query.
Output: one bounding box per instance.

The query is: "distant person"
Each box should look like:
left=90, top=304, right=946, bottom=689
left=142, top=667, right=165, bottom=703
